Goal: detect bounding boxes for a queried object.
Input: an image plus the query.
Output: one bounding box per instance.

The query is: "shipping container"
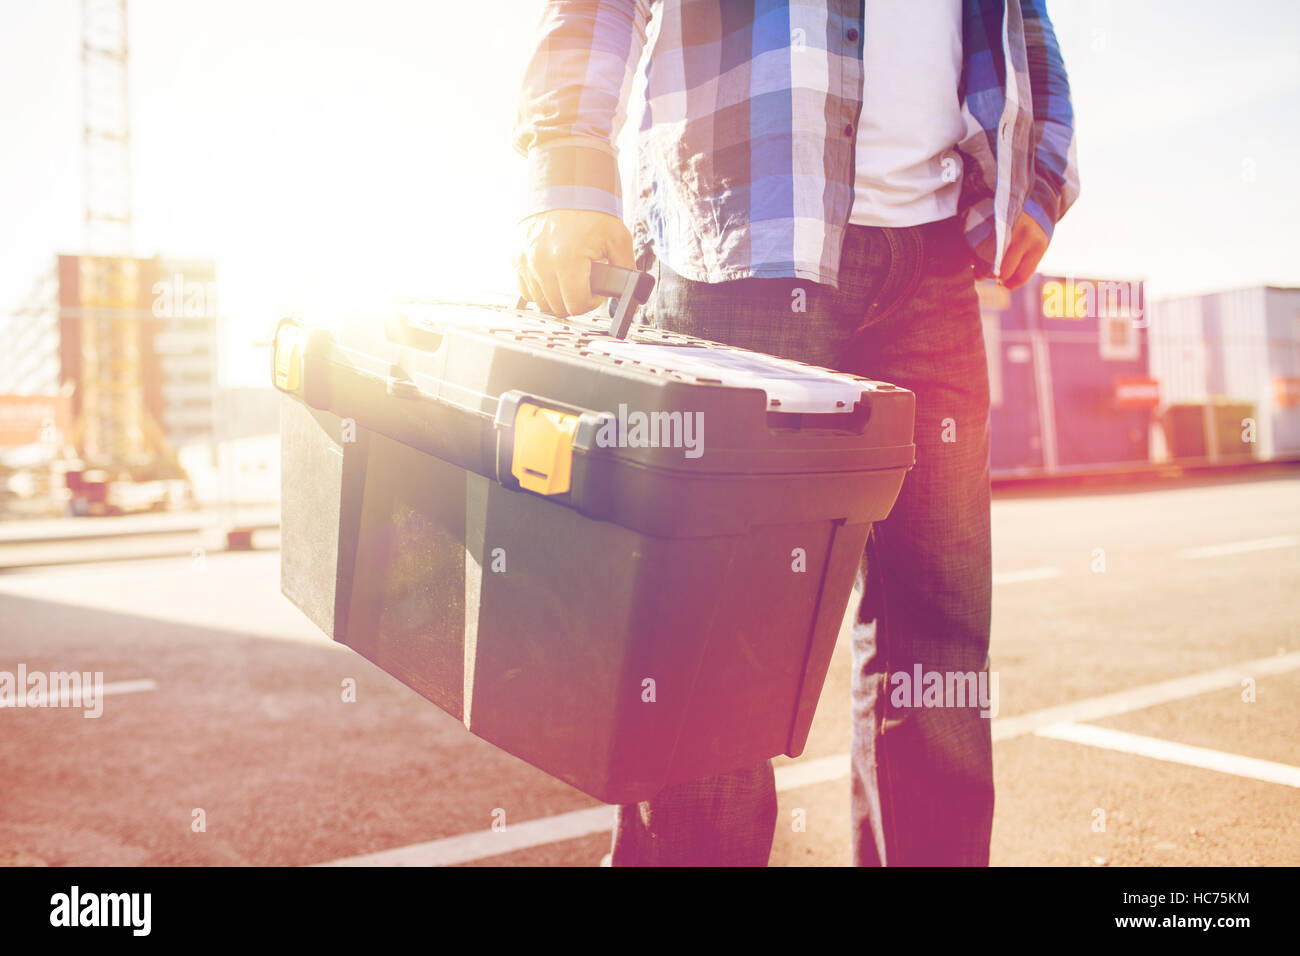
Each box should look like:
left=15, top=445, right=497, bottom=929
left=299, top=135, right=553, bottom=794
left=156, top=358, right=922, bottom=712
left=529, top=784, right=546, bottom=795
left=978, top=281, right=1042, bottom=474
left=978, top=274, right=1151, bottom=476
left=1147, top=287, right=1300, bottom=462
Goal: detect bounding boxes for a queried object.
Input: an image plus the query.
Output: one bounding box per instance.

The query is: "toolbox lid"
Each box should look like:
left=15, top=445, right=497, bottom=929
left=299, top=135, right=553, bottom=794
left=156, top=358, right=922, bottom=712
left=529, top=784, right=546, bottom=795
left=585, top=342, right=865, bottom=414
left=398, top=300, right=556, bottom=332
left=275, top=308, right=916, bottom=536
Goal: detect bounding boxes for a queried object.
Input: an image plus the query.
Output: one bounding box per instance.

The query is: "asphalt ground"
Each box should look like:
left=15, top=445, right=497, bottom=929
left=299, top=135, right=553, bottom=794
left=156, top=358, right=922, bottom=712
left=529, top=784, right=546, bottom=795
left=0, top=469, right=1296, bottom=866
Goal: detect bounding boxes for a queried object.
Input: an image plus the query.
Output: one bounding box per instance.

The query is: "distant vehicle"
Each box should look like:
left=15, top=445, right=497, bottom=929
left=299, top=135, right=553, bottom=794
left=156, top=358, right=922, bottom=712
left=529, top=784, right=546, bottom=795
left=61, top=466, right=110, bottom=516
left=59, top=463, right=188, bottom=516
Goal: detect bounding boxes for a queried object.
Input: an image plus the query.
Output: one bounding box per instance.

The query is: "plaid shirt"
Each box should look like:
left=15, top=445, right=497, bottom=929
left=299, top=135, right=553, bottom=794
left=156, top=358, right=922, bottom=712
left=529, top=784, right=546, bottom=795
left=514, top=0, right=1079, bottom=286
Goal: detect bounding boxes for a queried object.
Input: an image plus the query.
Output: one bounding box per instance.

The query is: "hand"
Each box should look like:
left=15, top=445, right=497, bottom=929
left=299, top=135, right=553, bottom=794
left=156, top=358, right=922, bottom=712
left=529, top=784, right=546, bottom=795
left=513, top=210, right=635, bottom=316
left=999, top=211, right=1050, bottom=290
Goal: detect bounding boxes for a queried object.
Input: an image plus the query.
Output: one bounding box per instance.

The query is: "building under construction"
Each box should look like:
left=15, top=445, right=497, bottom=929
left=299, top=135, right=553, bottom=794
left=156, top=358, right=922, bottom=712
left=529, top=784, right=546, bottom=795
left=0, top=0, right=222, bottom=515
left=0, top=254, right=218, bottom=463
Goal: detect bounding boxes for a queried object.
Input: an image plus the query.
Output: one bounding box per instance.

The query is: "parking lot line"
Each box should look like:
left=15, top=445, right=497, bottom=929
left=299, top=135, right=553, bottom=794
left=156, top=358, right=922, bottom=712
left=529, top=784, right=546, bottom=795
left=772, top=752, right=851, bottom=790
left=1177, top=535, right=1299, bottom=560
left=317, top=804, right=616, bottom=867
left=0, top=678, right=156, bottom=709
left=318, top=650, right=1300, bottom=867
left=318, top=754, right=853, bottom=867
left=1035, top=722, right=1300, bottom=788
left=993, top=567, right=1063, bottom=585
left=990, top=651, right=1300, bottom=741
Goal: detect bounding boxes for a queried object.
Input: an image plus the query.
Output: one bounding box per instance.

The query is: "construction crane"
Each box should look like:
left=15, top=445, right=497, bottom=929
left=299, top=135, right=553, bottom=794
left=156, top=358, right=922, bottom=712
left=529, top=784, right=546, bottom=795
left=0, top=1, right=202, bottom=518
left=79, top=0, right=144, bottom=468
left=60, top=0, right=193, bottom=513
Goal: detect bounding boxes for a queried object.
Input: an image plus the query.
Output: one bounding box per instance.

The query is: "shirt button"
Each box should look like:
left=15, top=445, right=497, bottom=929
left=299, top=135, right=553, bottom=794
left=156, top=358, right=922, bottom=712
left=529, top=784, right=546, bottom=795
left=847, top=28, right=859, bottom=42
left=844, top=124, right=854, bottom=137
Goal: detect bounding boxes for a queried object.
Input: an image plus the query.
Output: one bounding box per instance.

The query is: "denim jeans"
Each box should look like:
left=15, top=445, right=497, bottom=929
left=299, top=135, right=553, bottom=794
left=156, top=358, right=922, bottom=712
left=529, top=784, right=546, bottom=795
left=609, top=216, right=994, bottom=866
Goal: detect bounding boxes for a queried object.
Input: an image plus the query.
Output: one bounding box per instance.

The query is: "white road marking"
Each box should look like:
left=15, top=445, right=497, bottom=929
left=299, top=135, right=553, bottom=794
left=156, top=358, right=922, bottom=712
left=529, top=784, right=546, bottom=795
left=319, top=650, right=1300, bottom=867
left=1177, top=535, right=1299, bottom=560
left=991, top=651, right=1300, bottom=740
left=772, top=752, right=851, bottom=791
left=0, top=678, right=156, bottom=709
left=97, top=679, right=158, bottom=699
left=1034, top=722, right=1300, bottom=789
left=319, top=804, right=616, bottom=867
left=319, top=754, right=853, bottom=867
left=0, top=553, right=252, bottom=586
left=993, top=567, right=1063, bottom=585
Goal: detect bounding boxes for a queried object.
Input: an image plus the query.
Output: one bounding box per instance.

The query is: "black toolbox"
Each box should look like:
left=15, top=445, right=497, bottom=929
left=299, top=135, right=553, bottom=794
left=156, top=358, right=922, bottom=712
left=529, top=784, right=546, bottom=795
left=275, top=268, right=915, bottom=803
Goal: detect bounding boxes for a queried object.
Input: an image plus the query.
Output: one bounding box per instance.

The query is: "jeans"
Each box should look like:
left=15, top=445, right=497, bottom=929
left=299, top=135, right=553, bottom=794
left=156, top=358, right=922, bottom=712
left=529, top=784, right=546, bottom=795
left=609, top=216, right=994, bottom=866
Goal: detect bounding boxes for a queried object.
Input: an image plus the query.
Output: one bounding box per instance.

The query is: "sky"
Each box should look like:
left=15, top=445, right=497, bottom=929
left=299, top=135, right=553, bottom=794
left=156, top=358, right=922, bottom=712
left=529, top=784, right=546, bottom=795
left=1, top=0, right=1298, bottom=385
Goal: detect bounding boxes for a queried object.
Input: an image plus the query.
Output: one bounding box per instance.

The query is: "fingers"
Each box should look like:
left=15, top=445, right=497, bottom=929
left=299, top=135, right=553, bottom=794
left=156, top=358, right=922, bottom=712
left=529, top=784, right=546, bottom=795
left=522, top=256, right=590, bottom=317
left=516, top=268, right=547, bottom=313
left=999, top=214, right=1049, bottom=290
left=514, top=210, right=637, bottom=316
left=556, top=220, right=635, bottom=315
left=601, top=223, right=636, bottom=271
left=555, top=258, right=597, bottom=317
left=514, top=246, right=566, bottom=316
left=1002, top=255, right=1040, bottom=291
left=1001, top=234, right=1044, bottom=290
left=999, top=240, right=1029, bottom=290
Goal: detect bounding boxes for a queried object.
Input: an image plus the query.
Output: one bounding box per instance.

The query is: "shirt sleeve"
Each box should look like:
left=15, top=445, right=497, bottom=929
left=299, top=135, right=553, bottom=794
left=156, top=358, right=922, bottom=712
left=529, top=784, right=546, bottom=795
left=513, top=0, right=652, bottom=222
left=1019, top=0, right=1080, bottom=239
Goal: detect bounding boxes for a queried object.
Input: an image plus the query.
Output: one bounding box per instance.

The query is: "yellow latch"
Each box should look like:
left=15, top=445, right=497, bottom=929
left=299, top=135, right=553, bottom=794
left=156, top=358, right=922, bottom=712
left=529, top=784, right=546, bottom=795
left=273, top=323, right=303, bottom=392
left=512, top=402, right=580, bottom=495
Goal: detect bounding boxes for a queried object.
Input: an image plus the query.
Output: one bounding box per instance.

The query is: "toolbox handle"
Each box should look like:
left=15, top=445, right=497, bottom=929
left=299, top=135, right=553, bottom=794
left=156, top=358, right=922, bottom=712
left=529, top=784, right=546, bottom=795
left=514, top=261, right=655, bottom=339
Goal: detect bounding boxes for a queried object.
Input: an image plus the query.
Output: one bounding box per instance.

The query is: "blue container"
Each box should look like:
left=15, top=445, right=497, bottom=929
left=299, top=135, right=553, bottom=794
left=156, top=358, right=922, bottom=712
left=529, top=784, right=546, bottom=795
left=980, top=274, right=1151, bottom=476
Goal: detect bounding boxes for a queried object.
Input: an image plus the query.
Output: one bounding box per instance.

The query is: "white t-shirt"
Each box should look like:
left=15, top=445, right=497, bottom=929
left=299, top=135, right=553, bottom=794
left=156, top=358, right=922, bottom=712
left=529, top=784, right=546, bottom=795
left=849, top=0, right=966, bottom=228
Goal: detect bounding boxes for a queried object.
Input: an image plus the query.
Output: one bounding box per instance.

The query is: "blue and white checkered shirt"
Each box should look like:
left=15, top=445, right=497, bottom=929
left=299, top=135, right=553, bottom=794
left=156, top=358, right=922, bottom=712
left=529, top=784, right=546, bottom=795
left=514, top=0, right=1079, bottom=286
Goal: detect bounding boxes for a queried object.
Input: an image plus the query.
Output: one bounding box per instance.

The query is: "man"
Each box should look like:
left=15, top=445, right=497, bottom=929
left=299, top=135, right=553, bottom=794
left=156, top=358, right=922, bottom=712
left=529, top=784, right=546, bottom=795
left=513, top=0, right=1078, bottom=866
